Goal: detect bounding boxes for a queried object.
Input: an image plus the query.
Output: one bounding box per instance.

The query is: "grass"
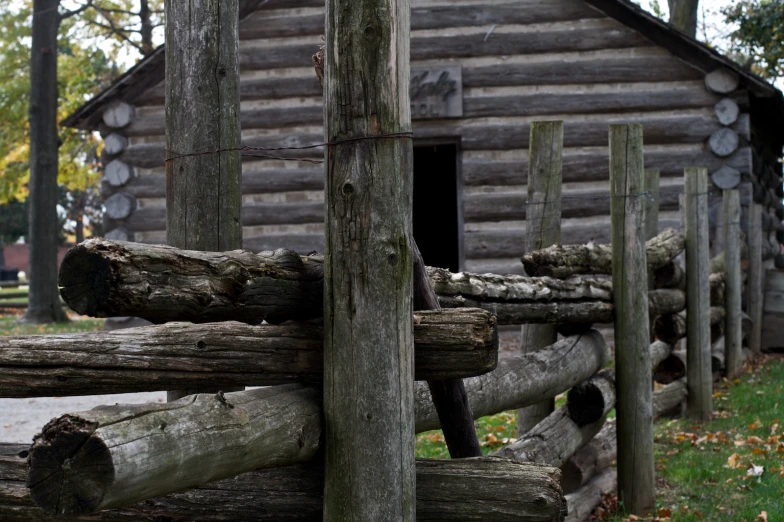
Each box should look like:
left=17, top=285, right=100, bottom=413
left=415, top=357, right=784, bottom=522
left=0, top=286, right=105, bottom=335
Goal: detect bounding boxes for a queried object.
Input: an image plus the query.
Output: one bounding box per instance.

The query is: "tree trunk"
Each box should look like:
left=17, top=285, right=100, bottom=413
left=0, top=309, right=497, bottom=398
left=322, top=0, right=415, bottom=517
left=668, top=0, right=699, bottom=38
left=413, top=242, right=482, bottom=459
left=416, top=330, right=609, bottom=432
left=139, top=0, right=155, bottom=56
left=165, top=0, right=242, bottom=401
left=21, top=0, right=69, bottom=325
left=522, top=228, right=684, bottom=279
left=1, top=445, right=565, bottom=522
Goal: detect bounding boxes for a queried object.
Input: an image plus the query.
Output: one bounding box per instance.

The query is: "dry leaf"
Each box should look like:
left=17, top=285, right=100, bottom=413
left=727, top=453, right=740, bottom=468
left=757, top=511, right=768, bottom=522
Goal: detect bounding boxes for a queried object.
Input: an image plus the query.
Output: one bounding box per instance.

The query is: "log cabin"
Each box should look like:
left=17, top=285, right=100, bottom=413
left=63, top=0, right=784, bottom=276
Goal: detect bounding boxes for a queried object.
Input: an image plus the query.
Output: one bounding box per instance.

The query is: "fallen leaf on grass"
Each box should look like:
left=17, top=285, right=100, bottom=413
left=757, top=511, right=768, bottom=522
left=657, top=507, right=672, bottom=517
left=728, top=453, right=741, bottom=468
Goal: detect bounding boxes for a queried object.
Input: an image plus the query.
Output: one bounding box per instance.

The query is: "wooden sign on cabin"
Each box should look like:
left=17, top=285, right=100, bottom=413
left=410, top=66, right=462, bottom=119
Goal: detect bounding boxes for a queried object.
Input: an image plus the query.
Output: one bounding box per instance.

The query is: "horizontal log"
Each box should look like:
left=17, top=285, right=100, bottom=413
left=564, top=468, right=616, bottom=522
left=493, top=406, right=606, bottom=467
left=648, top=288, right=686, bottom=319
left=463, top=185, right=682, bottom=223
left=59, top=239, right=324, bottom=324
left=1, top=446, right=565, bottom=522
left=653, top=307, right=725, bottom=344
left=653, top=262, right=684, bottom=290
left=0, top=309, right=497, bottom=398
left=522, top=228, right=684, bottom=278
left=652, top=378, right=688, bottom=418
left=560, top=421, right=616, bottom=494
left=415, top=330, right=609, bottom=432
left=238, top=24, right=651, bottom=71
left=565, top=370, right=615, bottom=427
left=28, top=384, right=323, bottom=516
left=244, top=233, right=325, bottom=255
left=653, top=350, right=686, bottom=385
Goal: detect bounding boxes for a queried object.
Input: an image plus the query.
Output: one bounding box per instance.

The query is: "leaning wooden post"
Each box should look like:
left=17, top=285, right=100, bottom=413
left=724, top=189, right=743, bottom=377
left=518, top=120, right=564, bottom=434
left=164, top=1, right=242, bottom=401
left=747, top=202, right=763, bottom=355
left=323, top=0, right=415, bottom=519
left=610, top=124, right=654, bottom=516
left=684, top=168, right=712, bottom=420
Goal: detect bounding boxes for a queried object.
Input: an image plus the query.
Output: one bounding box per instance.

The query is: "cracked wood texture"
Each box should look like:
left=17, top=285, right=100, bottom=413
left=684, top=168, right=713, bottom=422
left=610, top=124, right=654, bottom=516
left=59, top=239, right=324, bottom=324
left=26, top=385, right=323, bottom=517
left=323, top=0, right=414, bottom=519
left=415, top=330, right=608, bottom=432
left=519, top=121, right=563, bottom=435
left=2, top=447, right=565, bottom=522
left=165, top=0, right=242, bottom=401
left=0, top=309, right=497, bottom=398
left=522, top=228, right=684, bottom=279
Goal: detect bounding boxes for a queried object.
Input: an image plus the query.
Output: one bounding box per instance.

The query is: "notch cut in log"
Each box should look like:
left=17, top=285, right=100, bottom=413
left=522, top=228, right=684, bottom=278
left=2, top=447, right=566, bottom=522
left=0, top=308, right=497, bottom=398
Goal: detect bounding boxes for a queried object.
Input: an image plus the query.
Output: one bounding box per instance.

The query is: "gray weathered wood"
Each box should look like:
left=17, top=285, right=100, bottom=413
left=748, top=203, right=763, bottom=355
left=564, top=468, right=617, bottom=522
left=494, top=406, right=605, bottom=468
left=165, top=0, right=241, bottom=253
left=1, top=447, right=566, bottom=522
left=322, top=0, right=415, bottom=518
left=610, top=123, right=654, bottom=516
left=711, top=166, right=742, bottom=190
left=644, top=169, right=661, bottom=242
left=165, top=0, right=243, bottom=402
left=519, top=121, right=563, bottom=434
left=653, top=261, right=685, bottom=290
left=522, top=228, right=684, bottom=278
left=415, top=331, right=609, bottom=432
left=103, top=193, right=135, bottom=220
left=714, top=97, right=740, bottom=125
left=653, top=378, right=688, bottom=418
left=102, top=133, right=128, bottom=156
left=724, top=189, right=743, bottom=378
left=102, top=101, right=134, bottom=128
left=103, top=228, right=129, bottom=242
left=705, top=69, right=740, bottom=94
left=0, top=309, right=497, bottom=398
left=103, top=159, right=133, bottom=187
left=560, top=420, right=617, bottom=494
left=684, top=168, right=713, bottom=421
left=59, top=239, right=324, bottom=325
left=566, top=370, right=616, bottom=427
left=28, top=384, right=323, bottom=516
left=709, top=128, right=740, bottom=157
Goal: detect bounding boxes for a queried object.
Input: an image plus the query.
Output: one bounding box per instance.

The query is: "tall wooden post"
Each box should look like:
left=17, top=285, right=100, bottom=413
left=165, top=0, right=242, bottom=401
left=518, top=121, right=563, bottom=435
left=747, top=203, right=763, bottom=355
left=643, top=169, right=660, bottom=241
left=724, top=189, right=743, bottom=377
left=323, top=1, right=415, bottom=520
left=684, top=168, right=712, bottom=421
left=610, top=124, right=654, bottom=516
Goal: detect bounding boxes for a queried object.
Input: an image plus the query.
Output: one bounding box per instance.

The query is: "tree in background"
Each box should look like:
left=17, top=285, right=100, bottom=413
left=668, top=0, right=700, bottom=38
left=722, top=0, right=784, bottom=81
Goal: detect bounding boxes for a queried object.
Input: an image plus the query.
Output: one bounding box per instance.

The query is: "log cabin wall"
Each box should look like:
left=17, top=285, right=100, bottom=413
left=93, top=0, right=781, bottom=276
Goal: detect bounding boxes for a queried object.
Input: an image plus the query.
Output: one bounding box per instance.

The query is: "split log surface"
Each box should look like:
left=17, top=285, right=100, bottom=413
left=27, top=384, right=323, bottom=516
left=1, top=444, right=565, bottom=522
left=59, top=239, right=324, bottom=325
left=415, top=330, right=609, bottom=432
left=522, top=228, right=684, bottom=278
left=0, top=309, right=497, bottom=398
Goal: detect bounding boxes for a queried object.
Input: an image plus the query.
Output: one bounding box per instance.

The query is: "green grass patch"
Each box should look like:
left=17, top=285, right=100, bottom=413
left=0, top=314, right=104, bottom=336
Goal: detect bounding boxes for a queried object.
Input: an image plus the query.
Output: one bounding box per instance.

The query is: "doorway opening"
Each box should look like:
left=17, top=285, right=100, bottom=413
left=413, top=143, right=461, bottom=272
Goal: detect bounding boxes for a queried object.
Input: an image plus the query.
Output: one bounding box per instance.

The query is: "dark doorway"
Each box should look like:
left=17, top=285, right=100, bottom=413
left=413, top=143, right=460, bottom=272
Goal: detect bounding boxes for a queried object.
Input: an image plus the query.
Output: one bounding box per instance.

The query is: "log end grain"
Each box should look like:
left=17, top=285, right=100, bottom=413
left=27, top=416, right=112, bottom=516
left=58, top=242, right=117, bottom=317
left=566, top=370, right=616, bottom=426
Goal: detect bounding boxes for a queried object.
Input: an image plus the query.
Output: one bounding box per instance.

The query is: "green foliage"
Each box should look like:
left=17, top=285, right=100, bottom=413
left=0, top=199, right=28, bottom=244
left=723, top=0, right=784, bottom=80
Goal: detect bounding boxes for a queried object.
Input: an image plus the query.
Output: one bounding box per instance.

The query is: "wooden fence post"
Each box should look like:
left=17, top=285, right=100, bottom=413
left=644, top=169, right=661, bottom=241
left=518, top=120, right=563, bottom=435
left=684, top=168, right=712, bottom=421
left=747, top=202, right=763, bottom=355
left=724, top=189, right=743, bottom=377
left=164, top=0, right=242, bottom=401
left=323, top=0, right=415, bottom=520
left=610, top=124, right=654, bottom=516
